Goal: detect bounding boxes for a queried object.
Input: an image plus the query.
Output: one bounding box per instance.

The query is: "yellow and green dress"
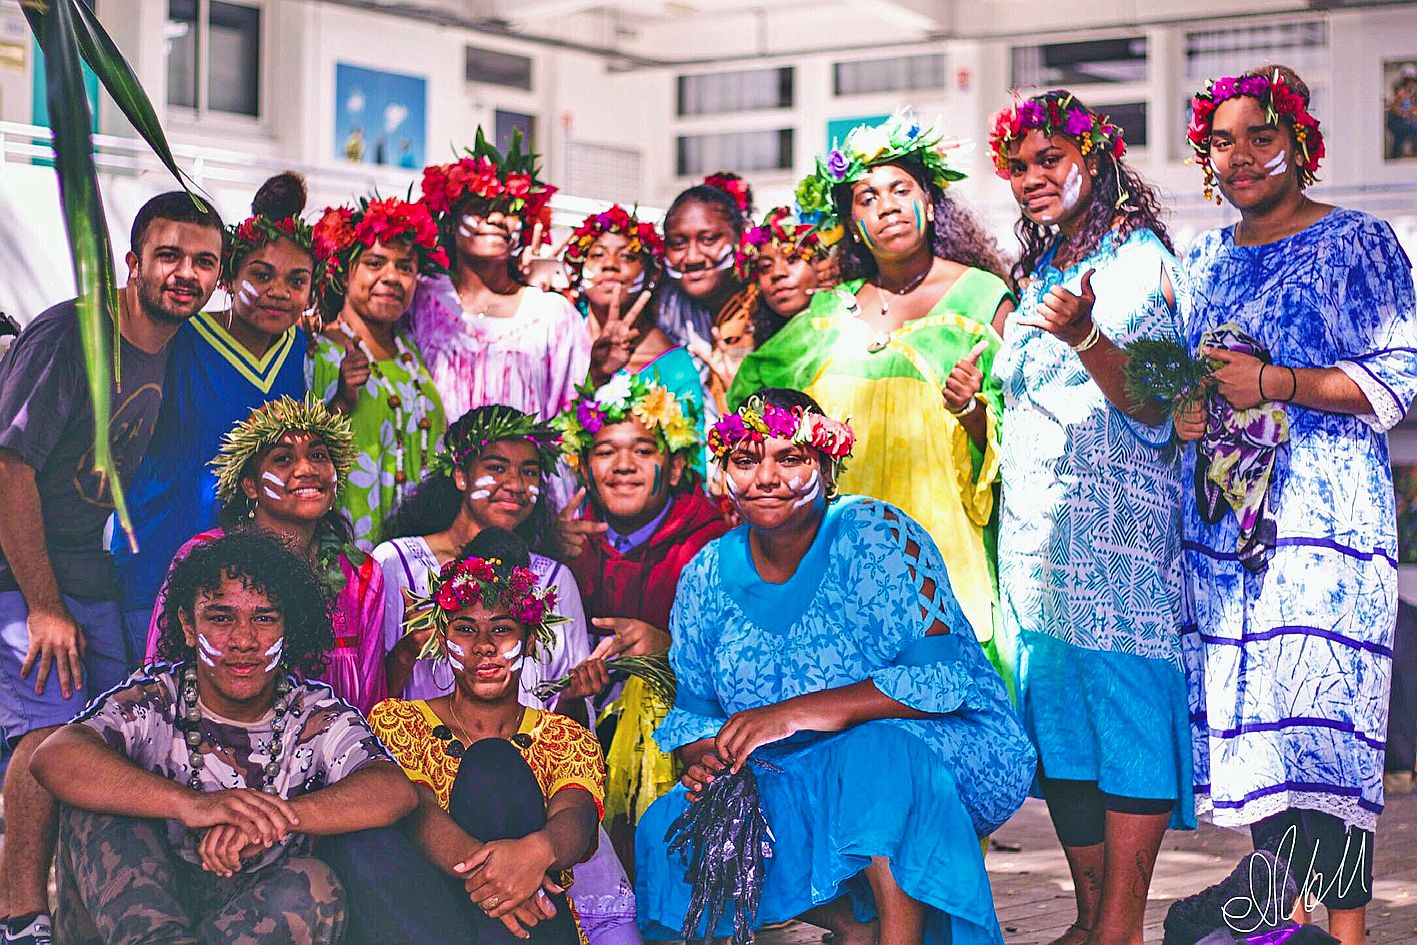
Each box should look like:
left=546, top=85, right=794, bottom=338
left=728, top=270, right=1015, bottom=693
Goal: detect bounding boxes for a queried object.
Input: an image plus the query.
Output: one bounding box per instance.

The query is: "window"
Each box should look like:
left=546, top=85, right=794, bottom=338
left=166, top=0, right=260, bottom=117
left=565, top=141, right=643, bottom=204
left=677, top=67, right=793, bottom=117
left=1184, top=22, right=1327, bottom=81
left=834, top=53, right=946, bottom=96
left=676, top=129, right=794, bottom=177
left=494, top=110, right=535, bottom=151
left=1011, top=37, right=1147, bottom=88
left=466, top=45, right=533, bottom=91
left=1098, top=101, right=1148, bottom=148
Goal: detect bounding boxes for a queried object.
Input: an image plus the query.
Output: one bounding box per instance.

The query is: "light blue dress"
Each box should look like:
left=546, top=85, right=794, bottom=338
left=1181, top=208, right=1417, bottom=832
left=993, top=227, right=1195, bottom=826
left=635, top=496, right=1034, bottom=945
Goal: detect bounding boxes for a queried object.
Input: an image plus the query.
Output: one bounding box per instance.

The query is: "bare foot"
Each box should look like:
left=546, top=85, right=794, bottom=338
left=1045, top=923, right=1090, bottom=945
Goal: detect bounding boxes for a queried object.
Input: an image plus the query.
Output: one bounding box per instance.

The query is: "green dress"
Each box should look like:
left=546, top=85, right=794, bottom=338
left=310, top=330, right=447, bottom=549
left=728, top=270, right=1014, bottom=694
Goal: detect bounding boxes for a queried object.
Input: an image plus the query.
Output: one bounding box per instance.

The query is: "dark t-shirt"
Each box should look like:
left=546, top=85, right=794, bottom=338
left=0, top=300, right=169, bottom=599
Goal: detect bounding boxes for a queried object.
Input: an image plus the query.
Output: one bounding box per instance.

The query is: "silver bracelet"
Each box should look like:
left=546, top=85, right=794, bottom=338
left=949, top=396, right=980, bottom=418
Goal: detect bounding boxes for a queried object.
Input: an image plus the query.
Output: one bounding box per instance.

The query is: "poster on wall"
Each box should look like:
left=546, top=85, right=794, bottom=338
left=1396, top=464, right=1417, bottom=563
left=334, top=63, right=426, bottom=169
left=1384, top=60, right=1417, bottom=162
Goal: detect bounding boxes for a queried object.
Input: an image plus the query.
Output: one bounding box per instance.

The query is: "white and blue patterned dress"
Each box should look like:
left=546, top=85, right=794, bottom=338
left=1182, top=208, right=1417, bottom=832
left=634, top=496, right=1034, bottom=945
left=993, top=227, right=1194, bottom=824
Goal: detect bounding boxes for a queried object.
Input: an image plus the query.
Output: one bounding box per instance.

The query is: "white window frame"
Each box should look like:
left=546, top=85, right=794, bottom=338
left=164, top=0, right=266, bottom=129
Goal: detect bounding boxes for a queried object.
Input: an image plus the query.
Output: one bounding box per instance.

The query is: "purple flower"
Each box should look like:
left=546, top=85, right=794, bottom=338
left=761, top=406, right=798, bottom=439
left=715, top=413, right=749, bottom=443
left=576, top=400, right=604, bottom=434
left=1063, top=108, right=1094, bottom=137
left=1017, top=101, right=1046, bottom=128
left=1237, top=75, right=1269, bottom=98
left=826, top=149, right=850, bottom=179
left=1211, top=76, right=1238, bottom=101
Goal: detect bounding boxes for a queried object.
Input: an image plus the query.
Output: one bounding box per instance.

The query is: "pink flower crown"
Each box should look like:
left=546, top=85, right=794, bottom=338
left=736, top=206, right=825, bottom=279
left=1187, top=71, right=1323, bottom=203
left=563, top=205, right=664, bottom=281
left=988, top=91, right=1127, bottom=179
left=402, top=555, right=566, bottom=659
left=707, top=400, right=855, bottom=465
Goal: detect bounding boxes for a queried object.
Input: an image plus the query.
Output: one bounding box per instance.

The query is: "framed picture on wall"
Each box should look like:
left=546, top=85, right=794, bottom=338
left=1384, top=59, right=1417, bottom=162
left=334, top=63, right=427, bottom=169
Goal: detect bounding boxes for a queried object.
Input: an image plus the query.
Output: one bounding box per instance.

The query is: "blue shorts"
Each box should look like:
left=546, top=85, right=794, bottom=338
left=0, top=591, right=132, bottom=747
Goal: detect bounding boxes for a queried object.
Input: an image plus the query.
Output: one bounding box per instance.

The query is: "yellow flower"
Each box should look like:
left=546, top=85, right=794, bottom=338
left=632, top=386, right=679, bottom=430
left=740, top=408, right=768, bottom=434
left=664, top=414, right=697, bottom=453
left=849, top=126, right=892, bottom=163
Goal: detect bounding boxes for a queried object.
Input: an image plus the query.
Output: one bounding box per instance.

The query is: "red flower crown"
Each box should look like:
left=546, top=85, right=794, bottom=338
left=402, top=554, right=567, bottom=660
left=312, top=198, right=449, bottom=314
left=704, top=172, right=753, bottom=218
left=988, top=91, right=1127, bottom=179
left=1187, top=71, right=1324, bottom=203
left=224, top=214, right=326, bottom=286
left=563, top=204, right=664, bottom=282
left=419, top=129, right=556, bottom=252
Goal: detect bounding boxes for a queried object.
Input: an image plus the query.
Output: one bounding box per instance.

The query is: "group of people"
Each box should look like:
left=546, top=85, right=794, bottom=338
left=0, top=61, right=1411, bottom=945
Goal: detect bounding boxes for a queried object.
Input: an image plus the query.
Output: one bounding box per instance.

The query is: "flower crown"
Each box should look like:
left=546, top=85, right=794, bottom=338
left=225, top=214, right=327, bottom=286
left=403, top=555, right=567, bottom=660
left=563, top=205, right=664, bottom=283
left=736, top=206, right=825, bottom=279
left=1188, top=70, right=1324, bottom=203
left=211, top=396, right=357, bottom=507
left=988, top=91, right=1127, bottom=179
left=313, top=197, right=449, bottom=315
left=419, top=129, right=556, bottom=244
left=708, top=398, right=855, bottom=469
left=430, top=405, right=562, bottom=479
left=552, top=375, right=701, bottom=471
left=703, top=173, right=754, bottom=218
left=795, top=109, right=966, bottom=244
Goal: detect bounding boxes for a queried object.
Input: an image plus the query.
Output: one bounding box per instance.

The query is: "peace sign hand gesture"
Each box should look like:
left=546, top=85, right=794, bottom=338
left=519, top=222, right=571, bottom=291
left=550, top=487, right=608, bottom=563
left=589, top=282, right=652, bottom=383
left=1015, top=268, right=1097, bottom=348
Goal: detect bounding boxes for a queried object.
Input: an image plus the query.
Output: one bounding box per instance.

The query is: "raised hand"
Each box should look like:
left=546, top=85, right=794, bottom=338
left=332, top=328, right=371, bottom=412
left=1015, top=268, right=1097, bottom=348
left=519, top=223, right=571, bottom=291
left=943, top=340, right=988, bottom=413
left=589, top=282, right=651, bottom=382
left=550, top=487, right=607, bottom=563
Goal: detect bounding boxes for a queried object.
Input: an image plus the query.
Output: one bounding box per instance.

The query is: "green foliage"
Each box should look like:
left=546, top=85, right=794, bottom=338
left=1121, top=336, right=1218, bottom=417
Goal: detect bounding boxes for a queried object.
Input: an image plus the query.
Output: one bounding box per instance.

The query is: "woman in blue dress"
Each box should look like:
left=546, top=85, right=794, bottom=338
left=1176, top=66, right=1417, bottom=945
left=988, top=91, right=1192, bottom=945
left=635, top=389, right=1034, bottom=945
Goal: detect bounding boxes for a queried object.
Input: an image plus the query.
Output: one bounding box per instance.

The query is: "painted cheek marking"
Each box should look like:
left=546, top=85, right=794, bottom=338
left=469, top=490, right=492, bottom=500
left=501, top=641, right=525, bottom=670
left=855, top=220, right=875, bottom=250
left=1265, top=150, right=1288, bottom=177
left=263, top=638, right=284, bottom=672
left=651, top=463, right=663, bottom=495
left=528, top=485, right=541, bottom=501
left=445, top=638, right=466, bottom=671
left=1060, top=164, right=1083, bottom=213
left=458, top=214, right=479, bottom=238
left=913, top=202, right=924, bottom=233
left=790, top=468, right=822, bottom=509
left=197, top=633, right=222, bottom=668
left=262, top=472, right=286, bottom=488
left=262, top=486, right=281, bottom=500
left=472, top=476, right=496, bottom=488
left=236, top=279, right=259, bottom=308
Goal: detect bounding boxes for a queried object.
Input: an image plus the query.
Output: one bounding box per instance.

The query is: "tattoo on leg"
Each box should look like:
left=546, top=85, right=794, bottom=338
left=1131, top=851, right=1154, bottom=901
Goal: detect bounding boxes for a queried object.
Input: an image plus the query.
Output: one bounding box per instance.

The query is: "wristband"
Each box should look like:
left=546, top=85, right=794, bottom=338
left=949, top=396, right=979, bottom=418
left=1070, top=323, right=1101, bottom=353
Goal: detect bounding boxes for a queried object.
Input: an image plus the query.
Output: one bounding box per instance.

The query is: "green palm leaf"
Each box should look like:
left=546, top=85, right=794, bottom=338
left=21, top=0, right=199, bottom=548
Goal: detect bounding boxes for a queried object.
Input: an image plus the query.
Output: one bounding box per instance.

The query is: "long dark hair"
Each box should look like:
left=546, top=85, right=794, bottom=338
left=831, top=158, right=1008, bottom=283
left=1009, top=92, right=1173, bottom=286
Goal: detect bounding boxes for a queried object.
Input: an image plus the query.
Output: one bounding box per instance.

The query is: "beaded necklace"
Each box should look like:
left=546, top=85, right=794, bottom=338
left=336, top=322, right=435, bottom=492
left=177, top=662, right=295, bottom=794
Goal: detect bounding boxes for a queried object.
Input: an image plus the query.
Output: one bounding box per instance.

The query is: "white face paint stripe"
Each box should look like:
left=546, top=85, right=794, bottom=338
left=1059, top=163, right=1083, bottom=214
left=263, top=639, right=284, bottom=672
left=790, top=468, right=822, bottom=510
left=469, top=490, right=492, bottom=500
left=458, top=214, right=479, bottom=238
left=197, top=634, right=222, bottom=658
left=236, top=279, right=259, bottom=307
left=262, top=471, right=285, bottom=487
left=472, top=475, right=496, bottom=488
left=444, top=637, right=467, bottom=670
left=1265, top=150, right=1289, bottom=177
left=262, top=486, right=282, bottom=500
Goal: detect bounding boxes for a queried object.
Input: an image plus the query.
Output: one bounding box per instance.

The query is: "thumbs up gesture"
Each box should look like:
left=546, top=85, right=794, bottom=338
left=1015, top=268, right=1097, bottom=348
left=943, top=340, right=988, bottom=414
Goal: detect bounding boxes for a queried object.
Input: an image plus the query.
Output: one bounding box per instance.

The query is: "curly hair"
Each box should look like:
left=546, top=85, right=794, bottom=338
left=154, top=531, right=335, bottom=677
left=1008, top=92, right=1174, bottom=286
left=831, top=158, right=1008, bottom=282
left=382, top=407, right=552, bottom=544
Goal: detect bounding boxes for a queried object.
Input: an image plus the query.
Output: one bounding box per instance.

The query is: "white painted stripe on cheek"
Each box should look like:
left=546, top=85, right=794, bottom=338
left=236, top=279, right=259, bottom=307
left=473, top=476, right=496, bottom=488
left=263, top=638, right=284, bottom=672
left=469, top=490, right=492, bottom=500
left=790, top=468, right=822, bottom=509
left=445, top=638, right=466, bottom=671
left=1265, top=150, right=1288, bottom=177
left=458, top=215, right=478, bottom=238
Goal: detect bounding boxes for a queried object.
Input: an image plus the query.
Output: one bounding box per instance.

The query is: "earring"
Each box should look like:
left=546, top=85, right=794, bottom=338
left=247, top=504, right=256, bottom=519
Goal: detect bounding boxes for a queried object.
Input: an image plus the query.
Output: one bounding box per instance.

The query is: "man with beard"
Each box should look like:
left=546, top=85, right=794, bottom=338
left=0, top=191, right=224, bottom=945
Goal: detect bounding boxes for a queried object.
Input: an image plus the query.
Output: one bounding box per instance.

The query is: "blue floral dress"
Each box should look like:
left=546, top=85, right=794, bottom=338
left=635, top=496, right=1034, bottom=945
left=1182, top=208, right=1417, bottom=832
left=993, top=227, right=1195, bottom=826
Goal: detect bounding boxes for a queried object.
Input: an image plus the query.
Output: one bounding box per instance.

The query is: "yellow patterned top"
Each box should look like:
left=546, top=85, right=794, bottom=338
left=368, top=699, right=606, bottom=815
